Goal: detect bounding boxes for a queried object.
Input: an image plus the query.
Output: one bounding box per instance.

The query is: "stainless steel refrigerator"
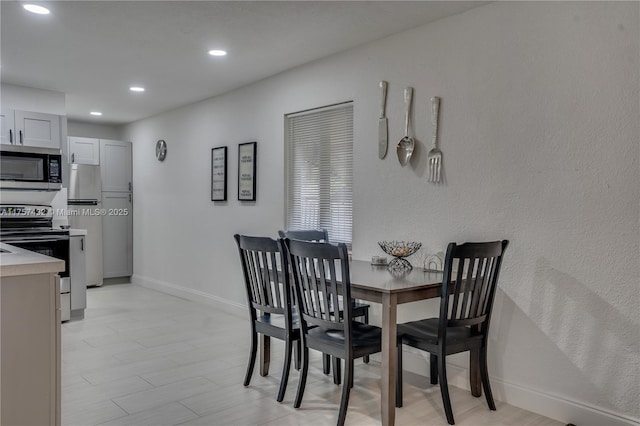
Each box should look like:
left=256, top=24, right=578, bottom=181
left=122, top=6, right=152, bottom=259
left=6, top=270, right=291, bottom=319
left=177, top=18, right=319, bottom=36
left=68, top=163, right=103, bottom=287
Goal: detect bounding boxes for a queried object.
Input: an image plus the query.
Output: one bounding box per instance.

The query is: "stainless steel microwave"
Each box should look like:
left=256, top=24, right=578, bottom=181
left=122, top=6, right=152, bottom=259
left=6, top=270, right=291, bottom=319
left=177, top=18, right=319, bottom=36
left=0, top=145, right=62, bottom=190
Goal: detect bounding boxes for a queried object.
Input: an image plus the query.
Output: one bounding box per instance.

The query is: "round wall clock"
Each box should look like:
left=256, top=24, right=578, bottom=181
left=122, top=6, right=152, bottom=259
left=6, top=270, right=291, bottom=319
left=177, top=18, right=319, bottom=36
left=155, top=139, right=167, bottom=161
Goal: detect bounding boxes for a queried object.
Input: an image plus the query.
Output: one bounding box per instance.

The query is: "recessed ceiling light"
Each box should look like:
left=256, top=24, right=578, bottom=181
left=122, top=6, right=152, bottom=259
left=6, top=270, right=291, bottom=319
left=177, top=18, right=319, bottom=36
left=90, top=111, right=102, bottom=116
left=23, top=4, right=50, bottom=15
left=208, top=49, right=227, bottom=57
left=130, top=86, right=145, bottom=92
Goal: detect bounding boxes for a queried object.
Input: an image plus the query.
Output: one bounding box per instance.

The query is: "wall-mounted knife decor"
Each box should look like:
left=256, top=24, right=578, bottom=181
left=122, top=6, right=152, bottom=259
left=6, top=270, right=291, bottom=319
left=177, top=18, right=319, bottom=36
left=378, top=81, right=389, bottom=159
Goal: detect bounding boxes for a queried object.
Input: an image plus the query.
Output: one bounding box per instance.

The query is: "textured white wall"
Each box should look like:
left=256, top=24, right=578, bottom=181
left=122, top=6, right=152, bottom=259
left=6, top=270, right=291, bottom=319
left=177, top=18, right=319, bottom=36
left=123, top=2, right=639, bottom=424
left=67, top=120, right=124, bottom=140
left=1, top=83, right=66, bottom=115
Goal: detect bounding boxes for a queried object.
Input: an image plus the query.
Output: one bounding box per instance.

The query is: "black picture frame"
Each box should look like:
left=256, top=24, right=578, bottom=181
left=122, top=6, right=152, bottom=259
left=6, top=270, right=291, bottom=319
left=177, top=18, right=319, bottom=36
left=238, top=142, right=257, bottom=201
left=211, top=146, right=227, bottom=201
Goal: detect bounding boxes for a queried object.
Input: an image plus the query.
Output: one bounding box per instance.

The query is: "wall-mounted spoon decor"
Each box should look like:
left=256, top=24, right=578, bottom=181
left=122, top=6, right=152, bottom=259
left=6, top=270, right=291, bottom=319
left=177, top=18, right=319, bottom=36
left=396, top=87, right=414, bottom=166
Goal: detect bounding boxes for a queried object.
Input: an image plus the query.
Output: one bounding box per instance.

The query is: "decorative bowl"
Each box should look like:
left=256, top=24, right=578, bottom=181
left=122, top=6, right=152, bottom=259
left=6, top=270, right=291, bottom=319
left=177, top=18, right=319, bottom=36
left=377, top=241, right=422, bottom=269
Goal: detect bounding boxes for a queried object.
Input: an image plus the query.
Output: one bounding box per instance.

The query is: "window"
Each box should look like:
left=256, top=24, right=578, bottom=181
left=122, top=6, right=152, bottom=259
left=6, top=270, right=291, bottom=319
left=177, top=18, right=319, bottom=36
left=285, top=102, right=353, bottom=247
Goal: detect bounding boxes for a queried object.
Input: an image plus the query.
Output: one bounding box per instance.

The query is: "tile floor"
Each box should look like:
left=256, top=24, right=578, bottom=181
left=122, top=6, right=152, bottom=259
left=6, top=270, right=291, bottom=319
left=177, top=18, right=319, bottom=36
left=62, top=283, right=563, bottom=426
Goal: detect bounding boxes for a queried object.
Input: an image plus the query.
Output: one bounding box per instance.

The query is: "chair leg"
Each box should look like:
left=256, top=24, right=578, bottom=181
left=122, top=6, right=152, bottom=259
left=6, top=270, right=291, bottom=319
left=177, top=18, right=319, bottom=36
left=396, top=342, right=403, bottom=408
left=243, top=331, right=257, bottom=386
left=363, top=309, right=370, bottom=364
left=323, top=353, right=330, bottom=375
left=333, top=357, right=342, bottom=385
left=277, top=338, right=293, bottom=402
left=348, top=360, right=354, bottom=388
left=480, top=345, right=496, bottom=411
left=337, top=357, right=352, bottom=426
left=437, top=353, right=455, bottom=425
left=294, top=339, right=301, bottom=371
left=294, top=346, right=309, bottom=408
left=430, top=354, right=438, bottom=385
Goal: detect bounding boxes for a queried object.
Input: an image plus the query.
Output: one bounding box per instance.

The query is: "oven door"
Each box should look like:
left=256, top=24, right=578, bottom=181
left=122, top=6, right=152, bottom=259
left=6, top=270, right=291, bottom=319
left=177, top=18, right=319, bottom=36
left=5, top=235, right=71, bottom=320
left=5, top=236, right=70, bottom=278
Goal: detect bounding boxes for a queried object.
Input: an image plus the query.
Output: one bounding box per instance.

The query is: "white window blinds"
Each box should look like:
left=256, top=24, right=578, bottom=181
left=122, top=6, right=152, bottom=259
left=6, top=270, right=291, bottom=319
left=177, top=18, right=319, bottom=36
left=285, top=103, right=353, bottom=246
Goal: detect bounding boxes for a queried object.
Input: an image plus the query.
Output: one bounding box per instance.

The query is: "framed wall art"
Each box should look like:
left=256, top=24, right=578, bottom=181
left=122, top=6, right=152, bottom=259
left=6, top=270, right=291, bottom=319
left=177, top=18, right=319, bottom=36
left=211, top=146, right=228, bottom=201
left=238, top=141, right=257, bottom=201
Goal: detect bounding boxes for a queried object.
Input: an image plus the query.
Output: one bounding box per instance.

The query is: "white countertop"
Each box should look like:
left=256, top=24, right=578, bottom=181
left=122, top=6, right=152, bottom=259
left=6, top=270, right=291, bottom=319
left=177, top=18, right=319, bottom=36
left=69, top=228, right=87, bottom=236
left=0, top=243, right=65, bottom=278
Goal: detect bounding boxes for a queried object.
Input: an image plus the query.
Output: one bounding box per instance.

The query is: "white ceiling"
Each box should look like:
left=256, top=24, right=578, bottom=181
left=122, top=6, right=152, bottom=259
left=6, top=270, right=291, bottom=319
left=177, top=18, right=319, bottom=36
left=1, top=1, right=482, bottom=125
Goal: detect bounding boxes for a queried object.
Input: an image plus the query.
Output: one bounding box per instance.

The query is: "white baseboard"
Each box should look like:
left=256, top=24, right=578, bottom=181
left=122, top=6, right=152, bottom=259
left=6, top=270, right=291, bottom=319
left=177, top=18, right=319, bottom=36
left=131, top=274, right=246, bottom=319
left=402, top=351, right=639, bottom=426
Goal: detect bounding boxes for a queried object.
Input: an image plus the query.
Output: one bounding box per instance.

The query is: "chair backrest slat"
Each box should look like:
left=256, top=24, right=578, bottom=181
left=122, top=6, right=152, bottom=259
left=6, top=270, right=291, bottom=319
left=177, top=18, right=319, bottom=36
left=441, top=240, right=508, bottom=334
left=285, top=238, right=350, bottom=334
left=235, top=234, right=292, bottom=322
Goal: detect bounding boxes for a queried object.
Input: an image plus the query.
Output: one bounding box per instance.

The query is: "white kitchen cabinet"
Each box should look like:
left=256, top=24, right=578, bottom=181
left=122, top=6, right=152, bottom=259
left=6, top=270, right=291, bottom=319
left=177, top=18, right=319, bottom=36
left=14, top=110, right=61, bottom=149
left=102, top=192, right=133, bottom=278
left=69, top=234, right=87, bottom=318
left=1, top=272, right=61, bottom=426
left=100, top=139, right=132, bottom=192
left=69, top=136, right=100, bottom=165
left=0, top=110, right=16, bottom=145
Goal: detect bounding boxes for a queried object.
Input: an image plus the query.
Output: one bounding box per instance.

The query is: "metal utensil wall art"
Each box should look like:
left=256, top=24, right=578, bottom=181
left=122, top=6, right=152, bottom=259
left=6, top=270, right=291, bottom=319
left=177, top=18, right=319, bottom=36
left=396, top=87, right=415, bottom=166
left=378, top=81, right=388, bottom=159
left=427, top=96, right=442, bottom=183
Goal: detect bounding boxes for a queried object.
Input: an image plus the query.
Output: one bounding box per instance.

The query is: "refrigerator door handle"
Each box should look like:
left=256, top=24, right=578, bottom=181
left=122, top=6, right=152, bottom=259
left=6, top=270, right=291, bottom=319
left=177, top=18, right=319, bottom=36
left=68, top=200, right=99, bottom=206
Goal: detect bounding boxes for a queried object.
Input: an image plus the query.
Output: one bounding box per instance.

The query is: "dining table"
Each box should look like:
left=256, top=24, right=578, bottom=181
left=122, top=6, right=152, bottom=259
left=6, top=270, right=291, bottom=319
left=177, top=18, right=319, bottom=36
left=259, top=259, right=482, bottom=426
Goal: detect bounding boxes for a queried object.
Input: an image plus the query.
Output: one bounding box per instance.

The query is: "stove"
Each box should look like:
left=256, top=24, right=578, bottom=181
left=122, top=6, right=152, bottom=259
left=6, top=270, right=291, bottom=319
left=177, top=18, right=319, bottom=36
left=1, top=204, right=71, bottom=320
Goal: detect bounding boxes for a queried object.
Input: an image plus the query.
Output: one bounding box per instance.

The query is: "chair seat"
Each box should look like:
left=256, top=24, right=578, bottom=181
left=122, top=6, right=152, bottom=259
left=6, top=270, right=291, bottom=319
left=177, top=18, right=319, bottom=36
left=398, top=318, right=483, bottom=353
left=257, top=312, right=300, bottom=329
left=307, top=322, right=382, bottom=357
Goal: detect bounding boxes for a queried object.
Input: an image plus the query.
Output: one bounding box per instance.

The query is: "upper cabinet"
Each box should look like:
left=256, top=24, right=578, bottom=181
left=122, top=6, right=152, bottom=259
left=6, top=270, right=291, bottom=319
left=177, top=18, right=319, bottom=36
left=0, top=110, right=15, bottom=145
left=100, top=139, right=132, bottom=192
left=14, top=110, right=61, bottom=149
left=68, top=136, right=100, bottom=165
left=1, top=110, right=62, bottom=149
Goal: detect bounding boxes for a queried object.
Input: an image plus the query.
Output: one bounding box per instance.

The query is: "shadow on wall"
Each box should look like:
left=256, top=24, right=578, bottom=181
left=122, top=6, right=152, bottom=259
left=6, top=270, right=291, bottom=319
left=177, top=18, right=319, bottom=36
left=493, top=258, right=639, bottom=420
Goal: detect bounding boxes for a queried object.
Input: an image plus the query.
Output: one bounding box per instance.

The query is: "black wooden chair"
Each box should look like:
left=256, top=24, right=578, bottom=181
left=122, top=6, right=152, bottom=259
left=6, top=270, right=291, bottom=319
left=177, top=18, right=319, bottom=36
left=234, top=234, right=300, bottom=402
left=395, top=240, right=509, bottom=424
left=279, top=229, right=371, bottom=381
left=284, top=238, right=382, bottom=426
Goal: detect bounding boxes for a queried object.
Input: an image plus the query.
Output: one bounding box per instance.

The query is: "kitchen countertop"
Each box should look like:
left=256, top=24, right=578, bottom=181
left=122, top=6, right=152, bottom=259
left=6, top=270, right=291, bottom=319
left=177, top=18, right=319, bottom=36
left=69, top=228, right=87, bottom=236
left=0, top=243, right=65, bottom=278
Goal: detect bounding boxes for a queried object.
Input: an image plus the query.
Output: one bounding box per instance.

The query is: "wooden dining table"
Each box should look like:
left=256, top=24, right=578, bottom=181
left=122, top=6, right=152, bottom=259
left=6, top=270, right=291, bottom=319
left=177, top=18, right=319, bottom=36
left=259, top=259, right=482, bottom=426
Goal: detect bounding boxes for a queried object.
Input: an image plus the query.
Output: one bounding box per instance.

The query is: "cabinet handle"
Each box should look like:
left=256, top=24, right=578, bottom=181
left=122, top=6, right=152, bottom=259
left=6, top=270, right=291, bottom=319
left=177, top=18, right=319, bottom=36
left=19, top=130, right=23, bottom=145
left=81, top=238, right=84, bottom=251
left=9, top=129, right=13, bottom=144
left=71, top=153, right=75, bottom=163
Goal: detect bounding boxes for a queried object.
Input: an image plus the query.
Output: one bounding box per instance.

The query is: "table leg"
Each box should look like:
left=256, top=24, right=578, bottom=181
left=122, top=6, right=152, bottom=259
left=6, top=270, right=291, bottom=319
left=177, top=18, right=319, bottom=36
left=470, top=347, right=481, bottom=397
left=381, top=293, right=398, bottom=426
left=260, top=335, right=270, bottom=377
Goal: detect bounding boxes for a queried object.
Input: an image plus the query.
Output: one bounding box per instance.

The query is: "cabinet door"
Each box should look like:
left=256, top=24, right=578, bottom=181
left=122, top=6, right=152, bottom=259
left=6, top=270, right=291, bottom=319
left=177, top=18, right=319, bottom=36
left=14, top=110, right=61, bottom=149
left=69, top=137, right=100, bottom=165
left=69, top=236, right=87, bottom=310
left=102, top=192, right=133, bottom=278
left=100, top=140, right=132, bottom=192
left=0, top=110, right=16, bottom=145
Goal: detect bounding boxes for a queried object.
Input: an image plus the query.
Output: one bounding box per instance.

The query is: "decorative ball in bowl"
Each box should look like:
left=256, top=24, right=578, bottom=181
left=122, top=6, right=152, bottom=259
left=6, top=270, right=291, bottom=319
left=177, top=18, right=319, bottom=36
left=378, top=241, right=422, bottom=270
